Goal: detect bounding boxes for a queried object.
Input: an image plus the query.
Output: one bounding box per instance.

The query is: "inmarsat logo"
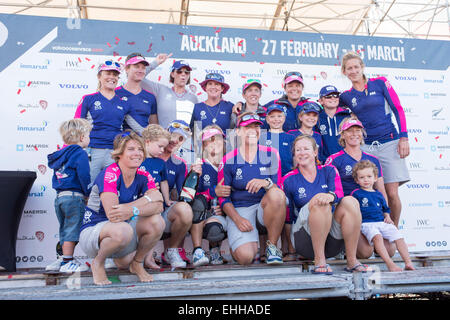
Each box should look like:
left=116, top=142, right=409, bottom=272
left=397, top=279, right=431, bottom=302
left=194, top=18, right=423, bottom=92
left=0, top=21, right=7, bottom=47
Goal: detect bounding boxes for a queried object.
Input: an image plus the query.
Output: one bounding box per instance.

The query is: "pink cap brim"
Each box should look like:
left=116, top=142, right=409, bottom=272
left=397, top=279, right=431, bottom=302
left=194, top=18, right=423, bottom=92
left=284, top=75, right=303, bottom=85
left=125, top=56, right=150, bottom=66
left=238, top=119, right=263, bottom=127
left=341, top=120, right=364, bottom=131
left=202, top=128, right=225, bottom=141
left=98, top=65, right=121, bottom=73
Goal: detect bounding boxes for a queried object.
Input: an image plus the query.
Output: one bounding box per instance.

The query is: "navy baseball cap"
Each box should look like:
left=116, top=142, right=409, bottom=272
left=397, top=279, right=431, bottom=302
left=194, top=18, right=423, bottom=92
left=171, top=60, right=192, bottom=72
left=266, top=104, right=286, bottom=115
left=319, top=85, right=340, bottom=98
left=300, top=101, right=322, bottom=114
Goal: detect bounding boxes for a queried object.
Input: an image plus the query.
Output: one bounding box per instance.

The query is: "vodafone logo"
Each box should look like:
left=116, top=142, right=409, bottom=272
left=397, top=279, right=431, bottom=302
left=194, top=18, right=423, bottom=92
left=0, top=21, right=8, bottom=47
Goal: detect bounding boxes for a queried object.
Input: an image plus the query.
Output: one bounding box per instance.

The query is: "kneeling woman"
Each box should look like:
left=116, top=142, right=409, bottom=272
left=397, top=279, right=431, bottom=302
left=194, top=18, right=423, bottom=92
left=218, top=112, right=286, bottom=265
left=281, top=135, right=371, bottom=274
left=79, top=130, right=165, bottom=285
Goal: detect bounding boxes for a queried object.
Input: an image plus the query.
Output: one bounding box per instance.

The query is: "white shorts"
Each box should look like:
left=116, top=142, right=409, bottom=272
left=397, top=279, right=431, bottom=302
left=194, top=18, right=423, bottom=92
left=361, top=221, right=403, bottom=246
left=79, top=219, right=138, bottom=259
left=226, top=203, right=265, bottom=252
left=361, top=139, right=410, bottom=185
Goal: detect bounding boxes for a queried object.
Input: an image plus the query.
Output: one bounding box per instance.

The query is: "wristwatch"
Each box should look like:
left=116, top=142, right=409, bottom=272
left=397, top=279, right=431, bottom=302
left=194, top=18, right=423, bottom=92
left=131, top=206, right=140, bottom=220
left=264, top=178, right=274, bottom=190
left=328, top=191, right=337, bottom=204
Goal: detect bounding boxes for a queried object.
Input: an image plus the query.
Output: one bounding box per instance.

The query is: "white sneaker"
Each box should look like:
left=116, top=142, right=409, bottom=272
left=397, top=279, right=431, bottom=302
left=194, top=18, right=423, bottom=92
left=45, top=256, right=63, bottom=271
left=193, top=248, right=209, bottom=267
left=209, top=247, right=224, bottom=265
left=59, top=259, right=90, bottom=273
left=166, top=248, right=187, bottom=269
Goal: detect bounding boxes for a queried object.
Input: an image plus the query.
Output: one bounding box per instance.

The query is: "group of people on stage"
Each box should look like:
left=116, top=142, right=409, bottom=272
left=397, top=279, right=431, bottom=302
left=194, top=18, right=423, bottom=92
left=46, top=50, right=415, bottom=285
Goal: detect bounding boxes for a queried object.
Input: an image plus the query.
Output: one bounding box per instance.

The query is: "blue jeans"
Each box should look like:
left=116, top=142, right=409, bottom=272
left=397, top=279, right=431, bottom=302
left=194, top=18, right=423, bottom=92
left=54, top=194, right=85, bottom=243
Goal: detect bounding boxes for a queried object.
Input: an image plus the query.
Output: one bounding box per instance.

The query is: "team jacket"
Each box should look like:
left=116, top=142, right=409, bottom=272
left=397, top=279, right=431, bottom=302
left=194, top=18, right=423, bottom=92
left=47, top=144, right=91, bottom=196
left=339, top=77, right=408, bottom=144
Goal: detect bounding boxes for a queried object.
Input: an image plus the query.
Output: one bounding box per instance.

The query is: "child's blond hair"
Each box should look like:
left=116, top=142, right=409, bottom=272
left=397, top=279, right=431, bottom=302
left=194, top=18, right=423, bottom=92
left=59, top=118, right=92, bottom=145
left=142, top=124, right=171, bottom=142
left=352, top=160, right=379, bottom=182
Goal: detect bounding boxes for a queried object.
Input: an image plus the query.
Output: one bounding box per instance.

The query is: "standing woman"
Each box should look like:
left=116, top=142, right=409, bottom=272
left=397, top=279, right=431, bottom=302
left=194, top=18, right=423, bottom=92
left=79, top=130, right=165, bottom=285
left=281, top=135, right=371, bottom=274
left=190, top=73, right=234, bottom=133
left=218, top=112, right=286, bottom=265
left=339, top=51, right=410, bottom=227
left=141, top=54, right=198, bottom=129
left=115, top=53, right=158, bottom=134
left=74, top=60, right=131, bottom=182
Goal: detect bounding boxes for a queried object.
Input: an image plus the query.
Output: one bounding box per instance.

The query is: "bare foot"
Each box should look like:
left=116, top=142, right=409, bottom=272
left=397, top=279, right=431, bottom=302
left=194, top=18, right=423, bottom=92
left=91, top=257, right=112, bottom=286
left=144, top=256, right=160, bottom=270
left=404, top=263, right=416, bottom=271
left=130, top=259, right=154, bottom=282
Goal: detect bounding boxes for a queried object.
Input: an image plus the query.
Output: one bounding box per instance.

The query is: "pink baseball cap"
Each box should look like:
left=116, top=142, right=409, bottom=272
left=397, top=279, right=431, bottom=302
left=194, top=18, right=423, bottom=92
left=125, top=55, right=150, bottom=66
left=237, top=113, right=263, bottom=127
left=202, top=128, right=225, bottom=142
left=340, top=119, right=364, bottom=132
left=98, top=60, right=121, bottom=73
left=283, top=71, right=303, bottom=86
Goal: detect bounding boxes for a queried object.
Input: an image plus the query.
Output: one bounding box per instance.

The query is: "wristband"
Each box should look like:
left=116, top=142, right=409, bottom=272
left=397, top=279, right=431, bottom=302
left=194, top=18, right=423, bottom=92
left=131, top=206, right=140, bottom=221
left=143, top=195, right=152, bottom=203
left=328, top=191, right=337, bottom=204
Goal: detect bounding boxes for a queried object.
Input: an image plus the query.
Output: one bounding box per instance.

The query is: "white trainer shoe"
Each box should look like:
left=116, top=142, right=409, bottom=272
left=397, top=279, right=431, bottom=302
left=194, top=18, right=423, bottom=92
left=59, top=259, right=90, bottom=273
left=45, top=256, right=63, bottom=271
left=166, top=248, right=187, bottom=269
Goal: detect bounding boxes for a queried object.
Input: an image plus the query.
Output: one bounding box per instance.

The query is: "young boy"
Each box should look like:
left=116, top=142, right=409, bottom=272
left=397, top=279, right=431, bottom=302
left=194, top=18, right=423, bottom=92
left=263, top=104, right=296, bottom=261
left=351, top=160, right=415, bottom=272
left=46, top=118, right=92, bottom=273
left=287, top=101, right=325, bottom=163
left=140, top=124, right=172, bottom=269
left=316, top=85, right=351, bottom=160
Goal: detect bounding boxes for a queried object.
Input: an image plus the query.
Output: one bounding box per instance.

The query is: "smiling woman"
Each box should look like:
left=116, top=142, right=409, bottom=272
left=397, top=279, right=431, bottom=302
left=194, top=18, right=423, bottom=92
left=74, top=60, right=143, bottom=182
left=79, top=130, right=165, bottom=285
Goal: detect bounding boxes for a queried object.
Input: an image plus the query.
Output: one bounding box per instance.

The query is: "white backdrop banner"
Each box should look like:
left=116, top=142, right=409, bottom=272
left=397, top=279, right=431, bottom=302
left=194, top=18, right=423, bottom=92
left=0, top=14, right=449, bottom=268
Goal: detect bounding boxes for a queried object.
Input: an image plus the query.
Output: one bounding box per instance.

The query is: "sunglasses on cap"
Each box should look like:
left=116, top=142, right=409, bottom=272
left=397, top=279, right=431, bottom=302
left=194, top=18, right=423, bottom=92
left=284, top=71, right=303, bottom=79
left=323, top=94, right=339, bottom=99
left=168, top=121, right=191, bottom=133
left=121, top=131, right=131, bottom=138
left=237, top=113, right=263, bottom=127
left=104, top=60, right=121, bottom=68
left=302, top=103, right=322, bottom=113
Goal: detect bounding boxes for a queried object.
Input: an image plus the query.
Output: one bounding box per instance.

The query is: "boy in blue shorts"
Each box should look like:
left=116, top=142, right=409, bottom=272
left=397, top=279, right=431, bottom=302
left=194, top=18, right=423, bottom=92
left=46, top=118, right=92, bottom=273
left=351, top=160, right=415, bottom=272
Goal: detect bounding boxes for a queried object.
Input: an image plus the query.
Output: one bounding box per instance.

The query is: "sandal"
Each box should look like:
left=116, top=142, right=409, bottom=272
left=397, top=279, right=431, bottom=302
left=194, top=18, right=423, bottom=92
left=311, top=264, right=333, bottom=275
left=283, top=253, right=297, bottom=262
left=344, top=263, right=373, bottom=273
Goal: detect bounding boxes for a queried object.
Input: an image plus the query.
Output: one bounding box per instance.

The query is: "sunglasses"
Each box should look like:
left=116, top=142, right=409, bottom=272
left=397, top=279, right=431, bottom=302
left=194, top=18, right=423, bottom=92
left=103, top=60, right=121, bottom=68
left=176, top=69, right=191, bottom=75
left=237, top=113, right=262, bottom=126
left=284, top=71, right=303, bottom=79
left=302, top=104, right=322, bottom=113
left=324, top=94, right=340, bottom=99
left=169, top=121, right=191, bottom=133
